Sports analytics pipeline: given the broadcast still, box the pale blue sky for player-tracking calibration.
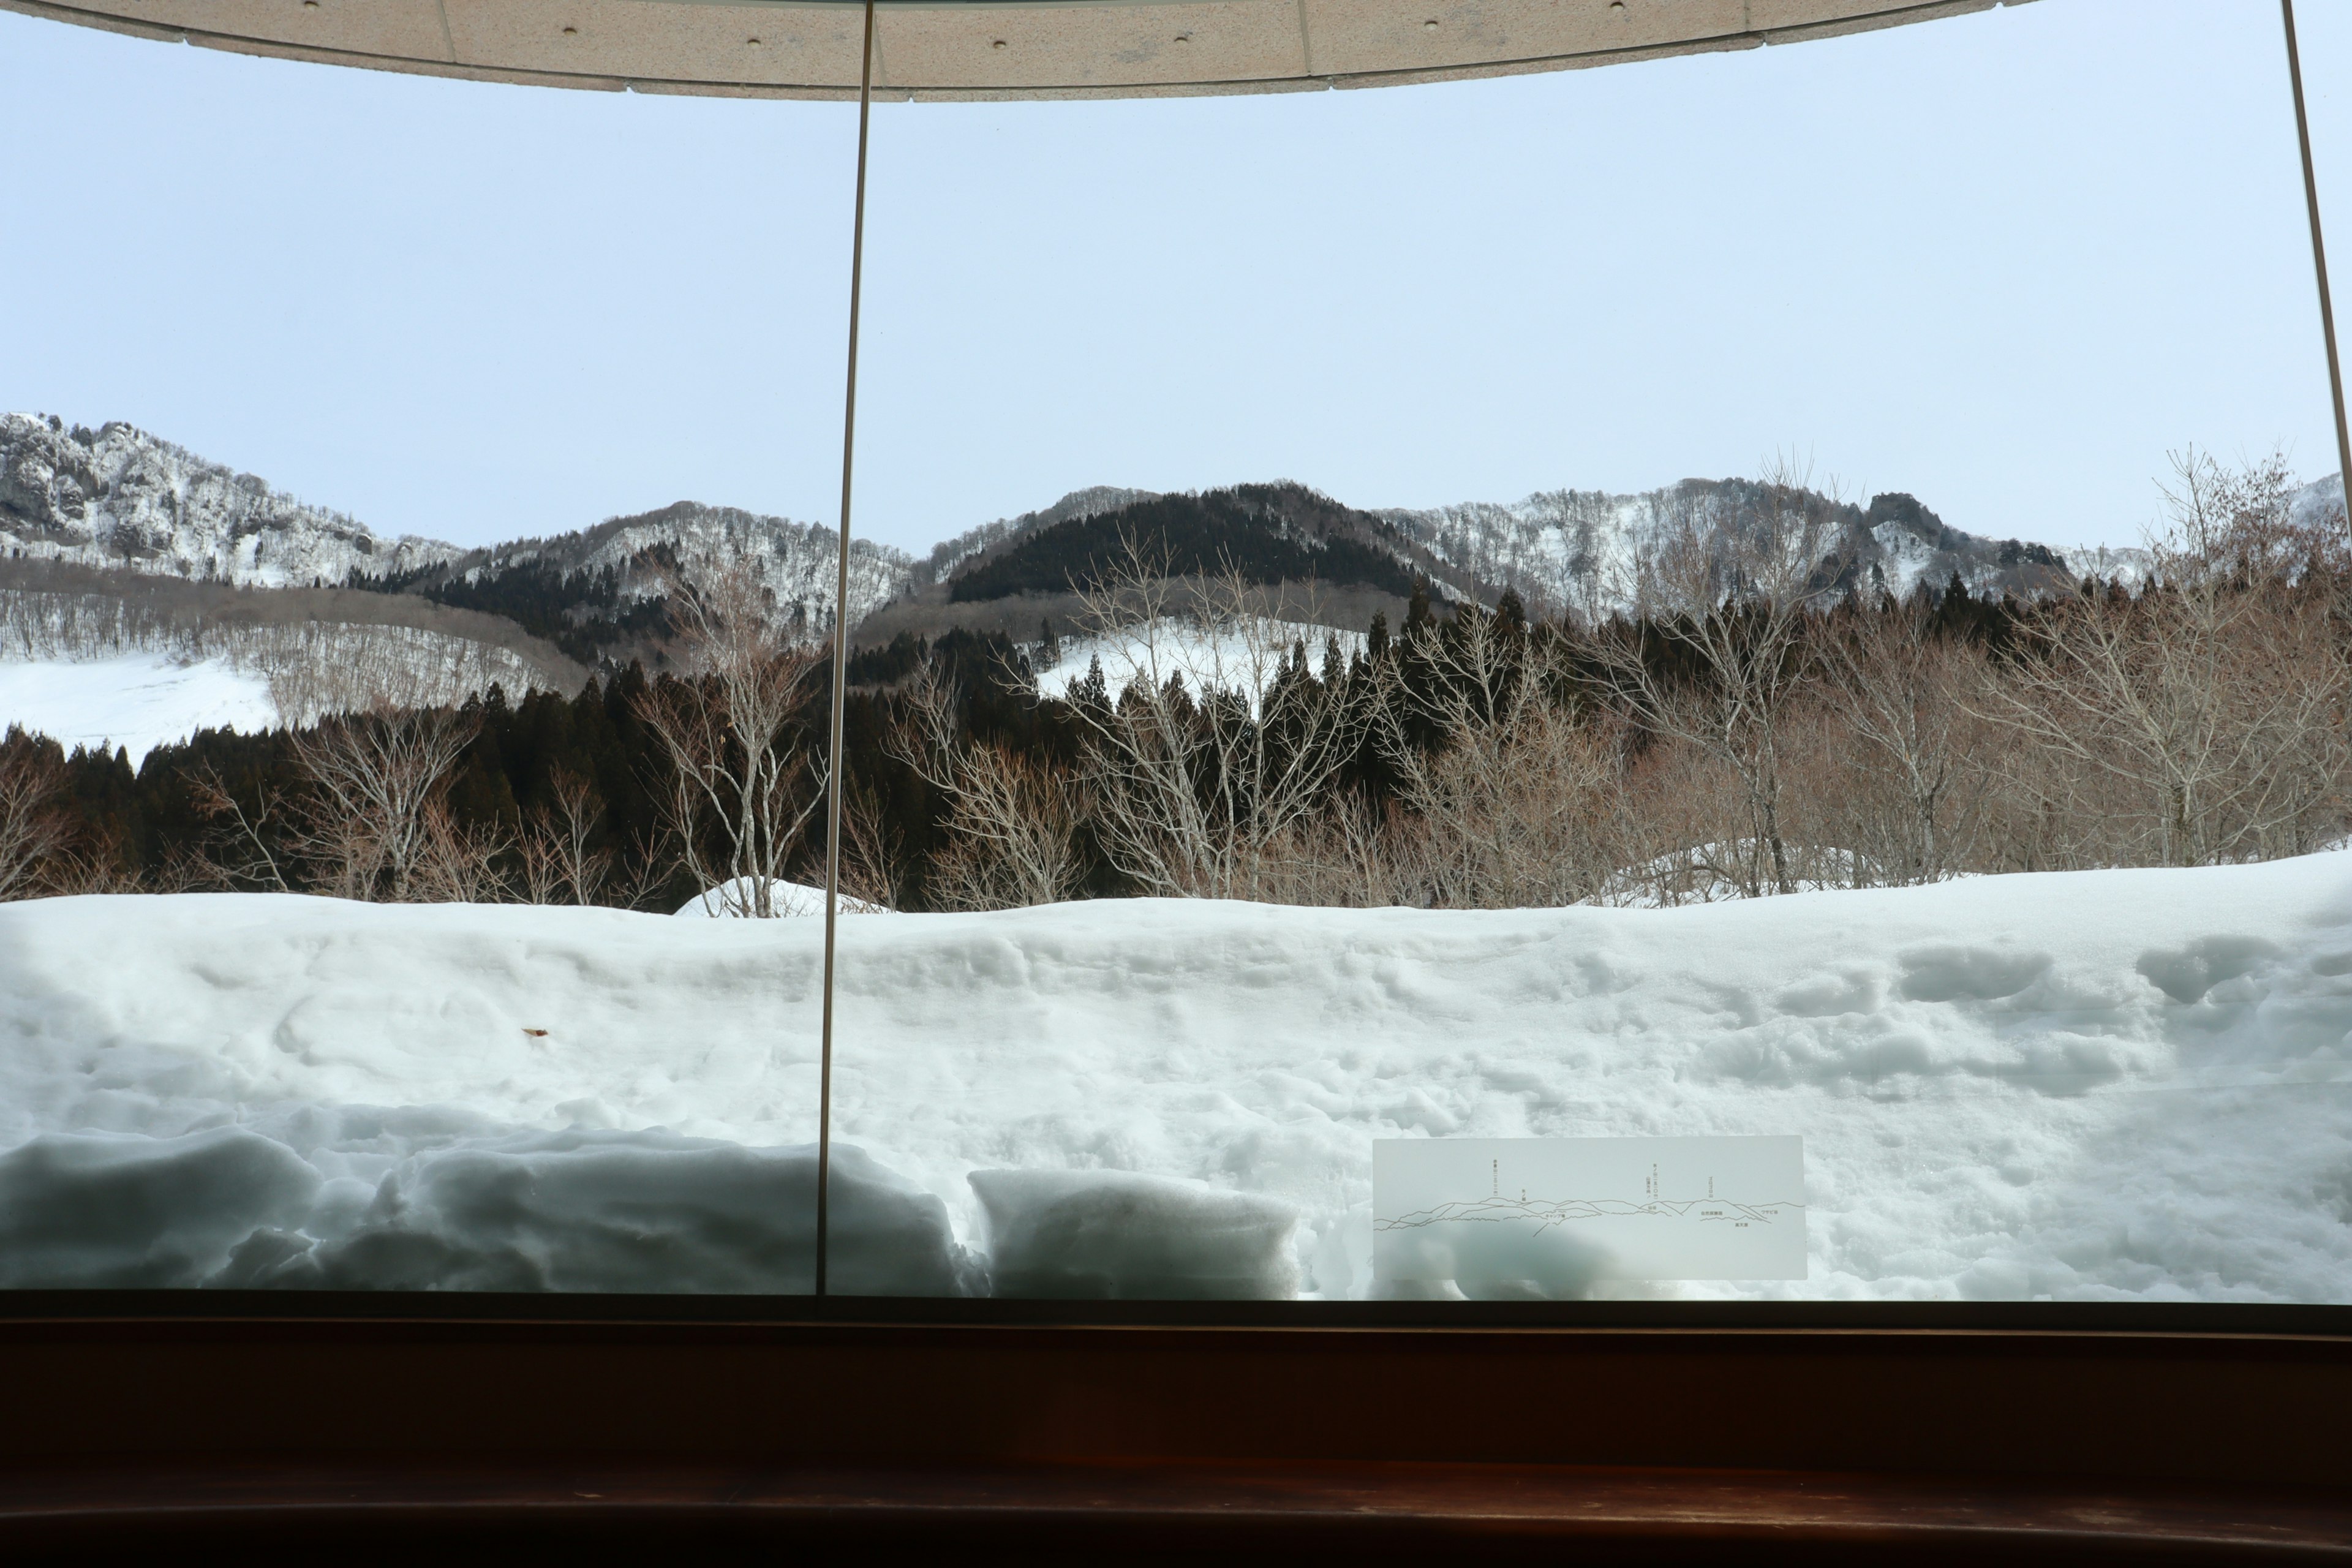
[2,0,2345,556]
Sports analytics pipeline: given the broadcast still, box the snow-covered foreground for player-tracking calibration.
[0,652,276,763]
[4,856,2350,1300]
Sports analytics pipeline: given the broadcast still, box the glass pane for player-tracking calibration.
[0,0,2346,1305]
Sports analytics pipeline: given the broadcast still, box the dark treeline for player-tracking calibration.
[948,486,1423,603]
[6,625,1073,911]
[349,556,674,666]
[6,573,2023,911]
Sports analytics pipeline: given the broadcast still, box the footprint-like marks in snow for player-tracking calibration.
[2135,935,2285,1005]
[1898,946,2052,1003]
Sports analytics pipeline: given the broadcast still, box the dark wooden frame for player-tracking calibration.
[1,1295,2345,1558]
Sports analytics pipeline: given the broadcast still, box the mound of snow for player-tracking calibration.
[1378,1210,1611,1303]
[674,878,894,918]
[971,1168,1300,1299]
[217,1133,974,1295]
[3,859,2351,1300]
[0,1128,320,1288]
[0,652,276,763]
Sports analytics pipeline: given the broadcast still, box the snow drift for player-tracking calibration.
[971,1168,1300,1299]
[2,855,2350,1300]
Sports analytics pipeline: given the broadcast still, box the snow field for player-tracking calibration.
[2,854,2350,1299]
[0,652,277,764]
[1033,619,1366,707]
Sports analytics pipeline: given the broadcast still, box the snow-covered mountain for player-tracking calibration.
[1380,480,2085,619]
[380,500,914,662]
[13,409,2339,664]
[2293,472,2347,532]
[906,475,2114,636]
[2,412,916,660]
[0,413,459,587]
[1382,473,2346,619]
[911,484,1157,592]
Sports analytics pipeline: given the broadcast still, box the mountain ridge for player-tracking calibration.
[12,410,2334,673]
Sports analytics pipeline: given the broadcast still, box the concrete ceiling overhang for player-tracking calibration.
[2,0,2026,100]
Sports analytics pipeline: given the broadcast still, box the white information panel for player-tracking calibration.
[1373,1136,1806,1289]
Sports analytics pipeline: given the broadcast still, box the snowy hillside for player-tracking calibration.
[0,653,275,765]
[1033,619,1366,709]
[0,413,458,588]
[13,404,2334,682]
[0,570,579,742]
[3,855,2348,1300]
[911,484,1158,592]
[1384,473,2343,619]
[2293,472,2347,532]
[1,413,913,648]
[1381,481,2090,619]
[414,499,914,646]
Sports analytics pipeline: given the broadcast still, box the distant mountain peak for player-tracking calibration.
[0,412,458,588]
[391,498,913,662]
[1,415,918,666]
[1381,477,2089,619]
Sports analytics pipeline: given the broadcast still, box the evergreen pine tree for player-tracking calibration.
[1405,579,1433,636]
[1494,587,1526,638]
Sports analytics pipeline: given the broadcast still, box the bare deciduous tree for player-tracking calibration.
[0,730,75,900]
[1981,450,2350,867]
[1374,606,1625,909]
[887,658,1086,910]
[287,703,480,900]
[633,556,828,918]
[1587,462,1839,896]
[1811,595,1994,884]
[518,767,614,905]
[1062,538,1368,899]
[411,804,514,904]
[186,759,293,892]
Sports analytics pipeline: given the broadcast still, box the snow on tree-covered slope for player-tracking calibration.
[3,855,2348,1300]
[911,484,1159,592]
[1382,472,2343,618]
[1,413,914,641]
[1379,480,2091,619]
[416,499,914,642]
[15,404,2332,656]
[0,413,459,588]
[2293,472,2346,532]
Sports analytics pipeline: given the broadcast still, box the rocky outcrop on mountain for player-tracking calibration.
[0,413,458,587]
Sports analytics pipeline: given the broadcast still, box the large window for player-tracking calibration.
[0,0,2346,1308]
